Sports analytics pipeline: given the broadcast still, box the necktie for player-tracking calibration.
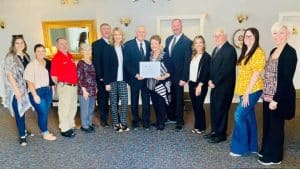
[170,36,176,55]
[140,42,145,58]
[212,47,219,58]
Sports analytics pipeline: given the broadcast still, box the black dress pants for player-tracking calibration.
[210,89,234,138]
[167,84,184,126]
[96,80,109,123]
[260,101,285,162]
[150,90,167,127]
[188,81,208,131]
[130,83,150,126]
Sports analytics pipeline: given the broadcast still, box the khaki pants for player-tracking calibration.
[57,84,78,132]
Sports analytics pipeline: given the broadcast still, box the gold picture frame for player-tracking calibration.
[42,20,97,60]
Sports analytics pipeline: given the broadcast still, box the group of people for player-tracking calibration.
[2,19,297,166]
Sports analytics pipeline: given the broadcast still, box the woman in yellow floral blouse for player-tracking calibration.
[230,28,266,157]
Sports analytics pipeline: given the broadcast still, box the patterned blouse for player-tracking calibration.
[77,60,97,96]
[147,51,171,105]
[235,48,266,96]
[3,54,31,117]
[262,57,279,102]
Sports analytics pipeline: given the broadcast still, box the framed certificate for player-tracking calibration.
[140,61,160,78]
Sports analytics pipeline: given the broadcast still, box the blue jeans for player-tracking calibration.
[12,96,26,137]
[29,87,52,134]
[230,90,262,155]
[79,95,96,129]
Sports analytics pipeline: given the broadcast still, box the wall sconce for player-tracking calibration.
[293,27,300,35]
[61,0,79,5]
[120,18,131,27]
[0,20,5,29]
[237,14,248,23]
[132,0,171,2]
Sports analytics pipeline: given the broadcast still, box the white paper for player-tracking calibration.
[139,61,160,78]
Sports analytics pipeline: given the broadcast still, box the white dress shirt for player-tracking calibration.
[114,46,123,81]
[168,33,183,54]
[189,53,203,82]
[136,39,146,56]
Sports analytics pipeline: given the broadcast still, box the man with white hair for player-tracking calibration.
[124,25,151,130]
[204,28,237,143]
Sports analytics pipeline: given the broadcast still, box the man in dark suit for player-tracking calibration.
[204,28,237,143]
[92,23,111,127]
[124,26,151,130]
[164,19,192,131]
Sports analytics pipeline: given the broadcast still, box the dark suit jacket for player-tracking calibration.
[124,38,151,87]
[164,34,192,84]
[103,45,128,85]
[209,41,237,93]
[185,52,211,86]
[271,44,297,120]
[92,38,109,80]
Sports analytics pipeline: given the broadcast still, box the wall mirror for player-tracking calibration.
[42,20,97,60]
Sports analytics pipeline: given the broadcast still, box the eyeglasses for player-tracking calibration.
[12,34,24,39]
[244,35,254,39]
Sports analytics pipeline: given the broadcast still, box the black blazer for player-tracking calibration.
[164,34,192,84]
[185,52,211,86]
[92,38,110,80]
[124,38,151,86]
[271,44,297,120]
[209,41,237,93]
[103,45,128,85]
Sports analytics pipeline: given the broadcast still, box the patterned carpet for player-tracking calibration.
[0,101,299,169]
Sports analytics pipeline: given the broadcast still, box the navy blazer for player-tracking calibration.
[124,38,151,86]
[185,52,211,86]
[92,38,110,80]
[209,41,237,93]
[271,44,297,120]
[103,45,128,85]
[164,34,192,84]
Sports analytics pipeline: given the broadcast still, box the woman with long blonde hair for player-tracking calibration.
[103,27,129,132]
[187,35,211,134]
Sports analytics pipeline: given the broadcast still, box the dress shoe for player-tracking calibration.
[81,127,93,133]
[208,136,226,143]
[157,125,165,131]
[192,129,205,134]
[175,125,183,132]
[89,125,95,132]
[121,124,130,132]
[100,121,109,128]
[132,121,139,130]
[114,124,123,133]
[19,137,27,146]
[25,130,34,137]
[143,124,150,130]
[61,129,75,138]
[203,132,215,139]
[165,119,176,124]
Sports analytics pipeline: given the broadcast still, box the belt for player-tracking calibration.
[59,82,77,86]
